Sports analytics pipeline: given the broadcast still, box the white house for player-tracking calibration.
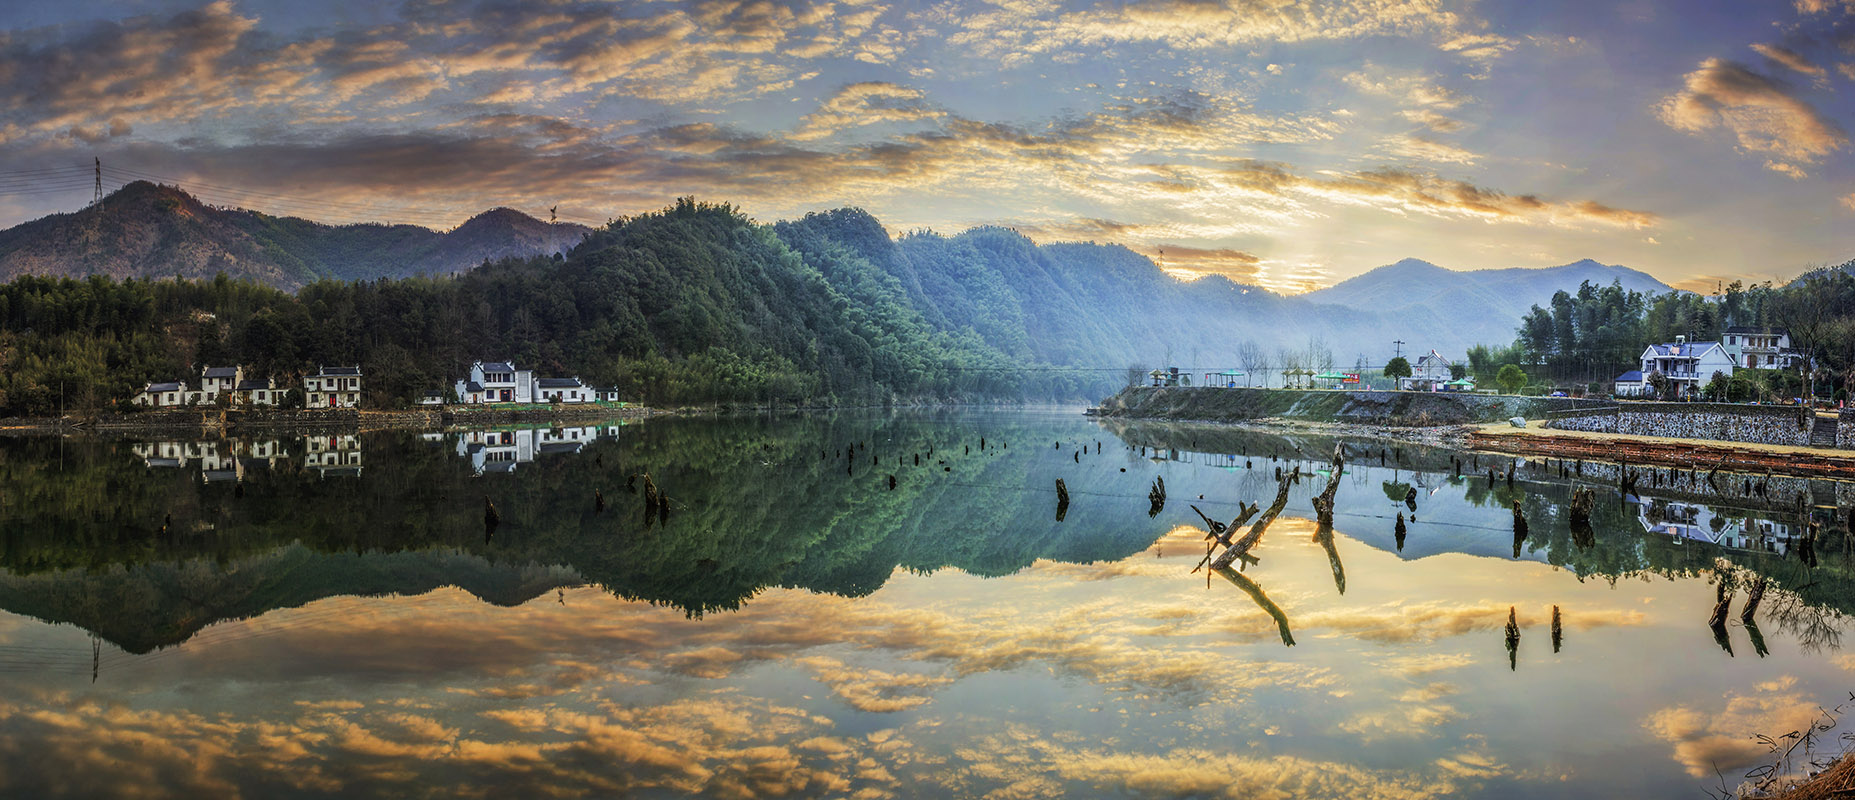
[456,361,535,404]
[1398,349,1454,391]
[1721,327,1799,370]
[417,390,445,406]
[1638,336,1734,399]
[595,387,622,403]
[305,366,362,408]
[132,381,188,408]
[537,376,595,403]
[199,366,242,403]
[234,377,281,406]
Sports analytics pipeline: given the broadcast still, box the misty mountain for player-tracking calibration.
[1301,257,1677,355]
[0,181,589,288]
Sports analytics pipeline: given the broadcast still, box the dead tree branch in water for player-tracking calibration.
[1209,465,1299,571]
[1213,566,1295,646]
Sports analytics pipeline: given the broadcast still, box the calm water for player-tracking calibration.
[0,409,1852,798]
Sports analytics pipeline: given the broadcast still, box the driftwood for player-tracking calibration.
[1148,476,1166,517]
[1707,581,1733,631]
[1213,566,1295,646]
[1742,575,1767,622]
[1209,466,1298,570]
[1190,502,1260,572]
[1505,606,1520,671]
[1314,526,1345,596]
[1308,444,1345,525]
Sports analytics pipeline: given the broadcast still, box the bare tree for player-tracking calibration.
[1238,341,1267,387]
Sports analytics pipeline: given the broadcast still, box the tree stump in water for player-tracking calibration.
[887,474,897,490]
[1309,444,1345,526]
[1707,582,1733,631]
[1055,478,1070,522]
[1568,487,1595,525]
[595,489,605,512]
[484,497,501,531]
[1742,576,1767,623]
[1551,605,1562,653]
[1505,607,1520,671]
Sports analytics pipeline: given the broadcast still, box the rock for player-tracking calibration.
[1508,416,1526,428]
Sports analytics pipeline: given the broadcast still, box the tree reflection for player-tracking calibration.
[1212,566,1295,647]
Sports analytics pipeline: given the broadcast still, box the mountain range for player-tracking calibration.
[0,181,589,288]
[0,182,1680,366]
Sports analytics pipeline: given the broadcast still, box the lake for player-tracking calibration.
[0,409,1850,798]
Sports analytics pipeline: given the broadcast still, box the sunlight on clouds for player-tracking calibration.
[1658,58,1847,177]
[1645,680,1822,778]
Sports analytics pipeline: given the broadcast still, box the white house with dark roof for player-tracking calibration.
[1613,370,1648,397]
[456,360,535,404]
[1398,349,1454,391]
[537,376,595,403]
[199,366,242,403]
[234,377,281,406]
[303,433,363,476]
[1638,336,1734,398]
[595,387,622,403]
[305,366,362,408]
[1721,326,1799,370]
[132,381,189,408]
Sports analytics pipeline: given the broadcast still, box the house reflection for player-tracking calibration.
[1629,496,1798,555]
[303,434,363,477]
[456,425,618,475]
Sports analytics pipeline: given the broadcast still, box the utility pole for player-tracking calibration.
[1391,340,1405,360]
[93,157,102,205]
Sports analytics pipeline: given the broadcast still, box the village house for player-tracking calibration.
[537,376,595,403]
[199,366,242,403]
[234,377,281,406]
[417,390,445,406]
[1398,349,1454,391]
[1721,326,1800,370]
[456,361,535,404]
[595,387,622,403]
[305,366,362,409]
[1626,335,1735,399]
[1613,370,1648,397]
[457,429,535,475]
[132,381,188,408]
[303,433,363,476]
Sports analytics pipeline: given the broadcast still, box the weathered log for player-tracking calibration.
[1742,576,1767,623]
[1209,467,1297,570]
[1707,581,1733,630]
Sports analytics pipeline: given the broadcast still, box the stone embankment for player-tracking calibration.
[0,403,658,434]
[1094,386,1585,427]
[1543,402,1817,447]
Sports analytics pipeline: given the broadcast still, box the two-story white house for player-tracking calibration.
[537,377,595,403]
[234,377,281,406]
[1633,335,1734,399]
[199,366,242,403]
[457,429,536,475]
[1721,327,1799,370]
[131,382,189,408]
[1398,349,1455,391]
[456,361,535,404]
[304,433,363,476]
[305,366,362,409]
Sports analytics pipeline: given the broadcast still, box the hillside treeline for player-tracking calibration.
[2,199,1277,414]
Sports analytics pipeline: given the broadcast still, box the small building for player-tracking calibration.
[595,387,623,403]
[305,365,362,409]
[456,361,535,404]
[417,390,446,406]
[1613,370,1646,397]
[234,377,281,406]
[199,366,242,403]
[132,381,188,408]
[1721,327,1798,370]
[1638,336,1733,399]
[537,377,595,403]
[1398,350,1454,391]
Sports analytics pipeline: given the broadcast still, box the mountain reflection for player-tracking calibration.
[0,411,1851,660]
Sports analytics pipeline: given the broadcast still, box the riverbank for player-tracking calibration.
[1094,385,1587,426]
[1467,418,1855,479]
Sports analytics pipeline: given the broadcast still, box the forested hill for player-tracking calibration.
[0,181,589,288]
[0,196,1678,414]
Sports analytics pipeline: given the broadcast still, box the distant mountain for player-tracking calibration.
[0,181,589,288]
[1301,257,1677,356]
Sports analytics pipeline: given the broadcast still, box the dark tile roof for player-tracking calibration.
[314,366,362,377]
[1645,341,1720,358]
[1724,326,1789,335]
[537,377,584,389]
[235,379,272,391]
[480,362,516,373]
[202,366,240,378]
[1616,370,1644,382]
[144,382,184,393]
[463,381,484,393]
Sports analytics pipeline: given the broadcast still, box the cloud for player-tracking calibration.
[1384,134,1480,165]
[1752,43,1828,79]
[1200,161,1659,230]
[792,82,943,141]
[1843,192,1855,211]
[1344,66,1468,109]
[1644,681,1823,778]
[1658,58,1847,175]
[1140,244,1264,282]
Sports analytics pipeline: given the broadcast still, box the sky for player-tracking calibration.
[0,0,1850,293]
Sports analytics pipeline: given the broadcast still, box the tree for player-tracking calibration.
[1385,356,1412,383]
[1237,341,1267,387]
[1449,362,1467,380]
[1646,370,1668,400]
[1497,363,1527,395]
[1704,370,1729,401]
